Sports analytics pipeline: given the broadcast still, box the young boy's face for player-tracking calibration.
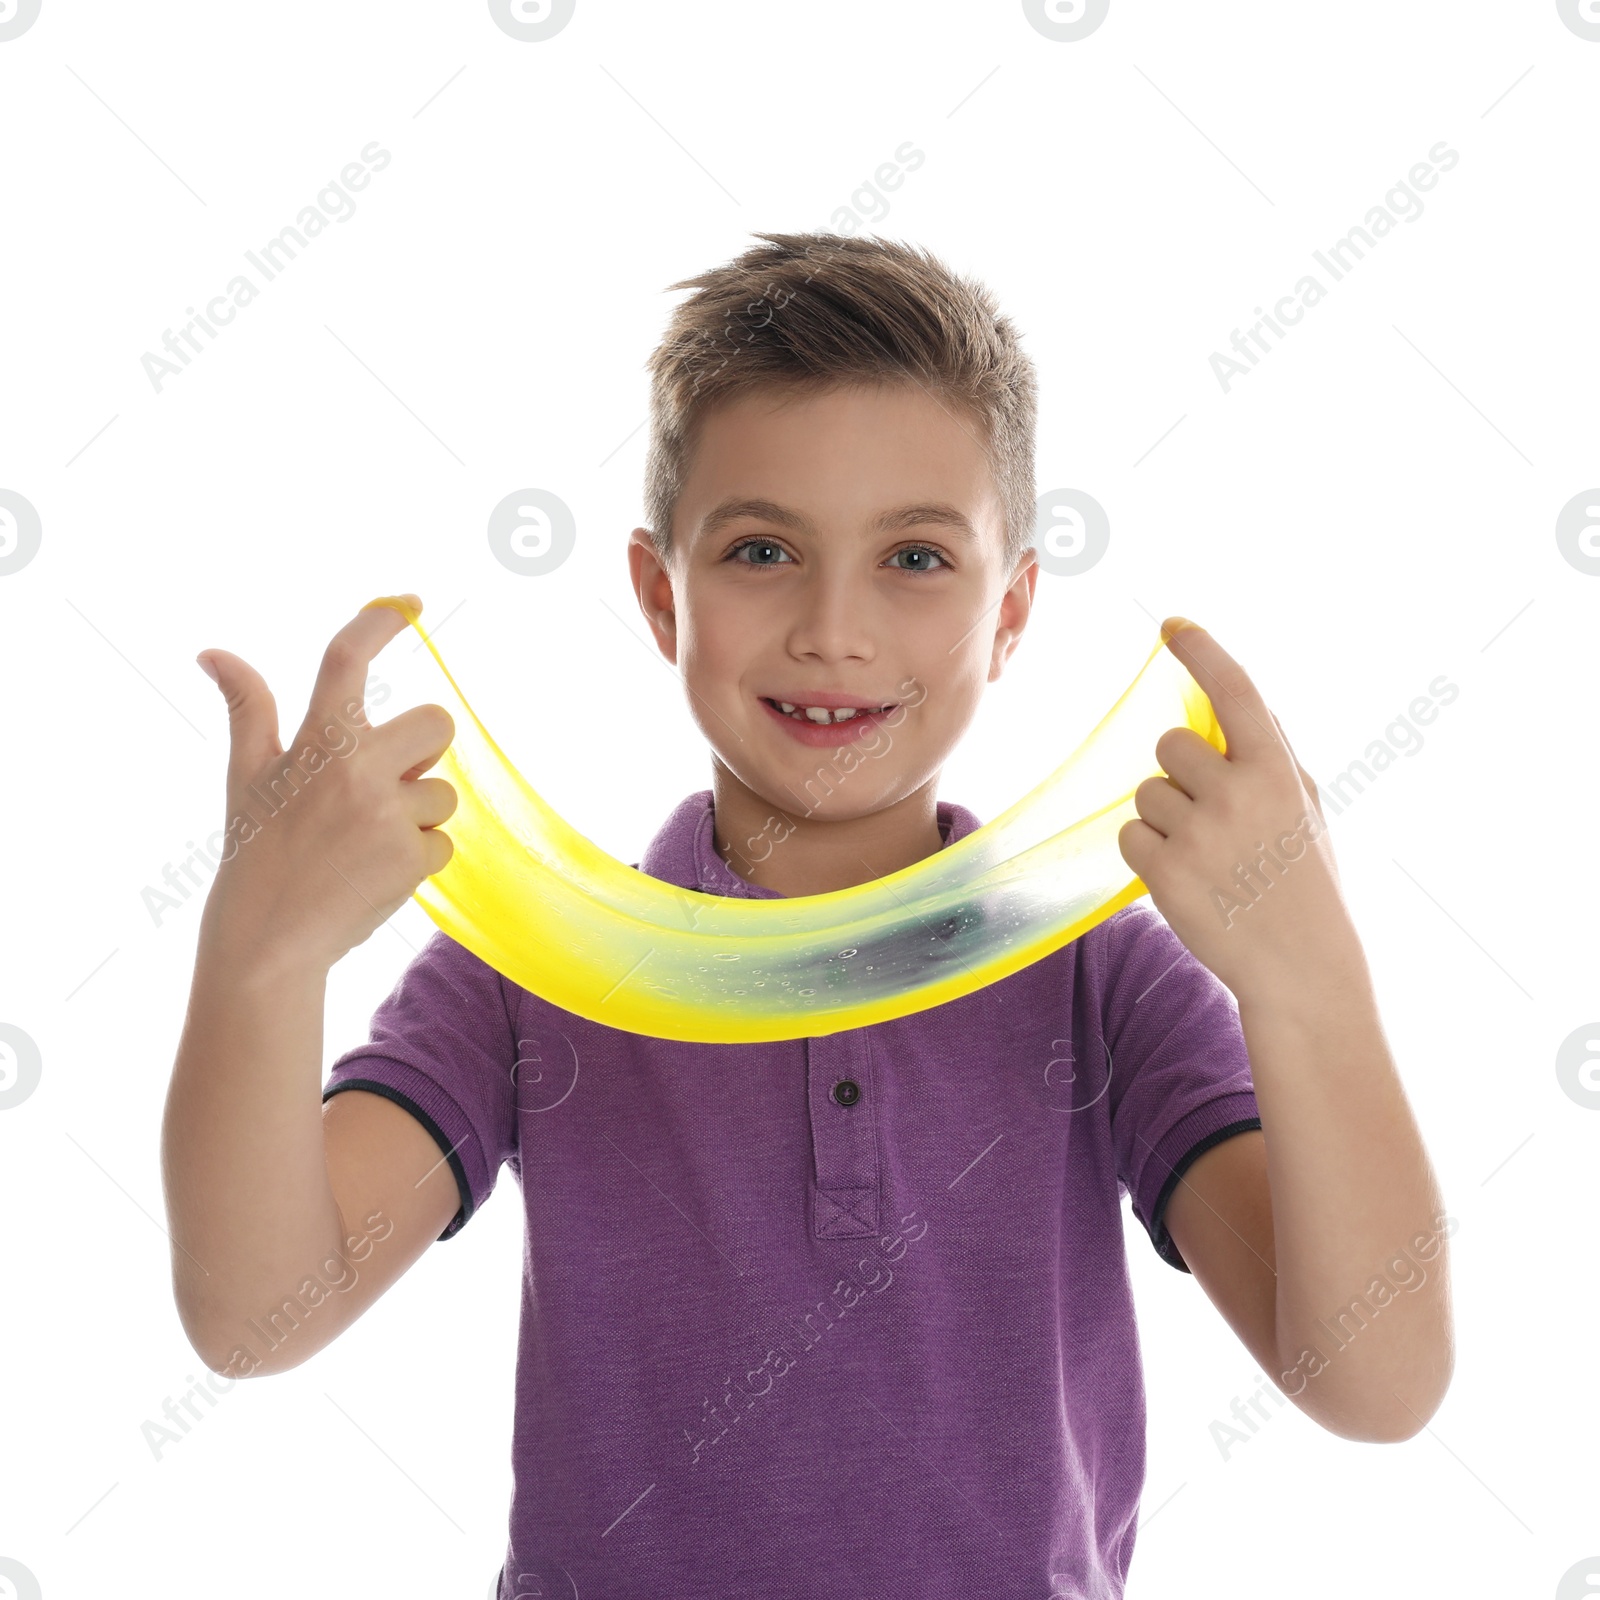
[628,380,1037,826]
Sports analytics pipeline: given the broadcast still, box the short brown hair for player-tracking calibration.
[642,231,1038,575]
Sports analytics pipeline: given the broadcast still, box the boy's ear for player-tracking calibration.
[627,524,679,663]
[987,548,1039,682]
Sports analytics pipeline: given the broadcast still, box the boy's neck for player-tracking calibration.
[709,765,945,897]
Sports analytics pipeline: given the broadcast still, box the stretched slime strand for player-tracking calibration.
[360,595,1225,1044]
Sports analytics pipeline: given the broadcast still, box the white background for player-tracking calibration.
[2,1,1597,1596]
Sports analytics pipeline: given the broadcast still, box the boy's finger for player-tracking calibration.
[196,647,285,798]
[1159,618,1278,763]
[379,701,457,780]
[1270,709,1323,813]
[304,595,421,731]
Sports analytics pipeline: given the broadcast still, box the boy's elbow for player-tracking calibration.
[1339,1407,1434,1445]
[176,1309,292,1382]
[182,1326,255,1382]
[172,1302,233,1381]
[190,1339,294,1382]
[1301,1402,1427,1445]
[1303,1352,1455,1444]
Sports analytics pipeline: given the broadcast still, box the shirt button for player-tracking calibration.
[832,1079,862,1107]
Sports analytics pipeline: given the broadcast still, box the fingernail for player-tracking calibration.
[196,652,219,683]
[1160,616,1200,644]
[362,594,421,624]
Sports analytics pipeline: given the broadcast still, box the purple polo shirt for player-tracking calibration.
[323,790,1261,1599]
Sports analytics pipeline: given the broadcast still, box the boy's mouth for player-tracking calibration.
[757,694,901,748]
[759,695,897,726]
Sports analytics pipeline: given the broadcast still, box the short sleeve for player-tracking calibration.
[1097,902,1262,1273]
[322,930,519,1242]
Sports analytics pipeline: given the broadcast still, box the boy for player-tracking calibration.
[163,232,1453,1599]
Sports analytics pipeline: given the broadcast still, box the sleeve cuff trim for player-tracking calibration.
[322,1077,472,1242]
[1150,1116,1263,1273]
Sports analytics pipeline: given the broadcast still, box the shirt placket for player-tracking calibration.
[805,1028,879,1238]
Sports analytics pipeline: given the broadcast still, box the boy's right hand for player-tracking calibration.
[193,595,458,975]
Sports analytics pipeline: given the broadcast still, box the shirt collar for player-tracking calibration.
[636,789,983,899]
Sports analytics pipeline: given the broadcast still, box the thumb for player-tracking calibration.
[196,648,284,797]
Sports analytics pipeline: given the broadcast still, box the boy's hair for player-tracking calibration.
[642,231,1038,577]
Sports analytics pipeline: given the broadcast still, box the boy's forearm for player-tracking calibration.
[1239,951,1454,1442]
[160,919,347,1373]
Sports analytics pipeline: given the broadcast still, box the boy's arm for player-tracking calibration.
[1123,620,1454,1444]
[161,598,460,1375]
[1167,969,1453,1443]
[163,941,461,1375]
[1159,1128,1278,1374]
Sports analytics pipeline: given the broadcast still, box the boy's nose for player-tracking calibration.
[781,580,879,662]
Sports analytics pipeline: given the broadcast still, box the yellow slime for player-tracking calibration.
[363,596,1224,1044]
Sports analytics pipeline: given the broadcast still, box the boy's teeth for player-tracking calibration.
[771,699,880,724]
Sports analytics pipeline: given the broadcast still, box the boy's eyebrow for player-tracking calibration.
[697,497,978,544]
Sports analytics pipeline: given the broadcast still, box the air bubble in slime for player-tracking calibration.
[361,596,1224,1044]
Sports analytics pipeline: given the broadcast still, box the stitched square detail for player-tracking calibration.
[815,1184,878,1237]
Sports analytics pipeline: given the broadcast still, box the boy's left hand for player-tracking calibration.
[1118,619,1361,1008]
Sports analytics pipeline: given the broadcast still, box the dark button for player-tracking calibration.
[832,1079,861,1107]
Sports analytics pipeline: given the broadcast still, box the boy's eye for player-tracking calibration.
[727,538,947,572]
[887,545,945,572]
[729,538,793,566]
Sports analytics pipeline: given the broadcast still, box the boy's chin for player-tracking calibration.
[760,764,924,825]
